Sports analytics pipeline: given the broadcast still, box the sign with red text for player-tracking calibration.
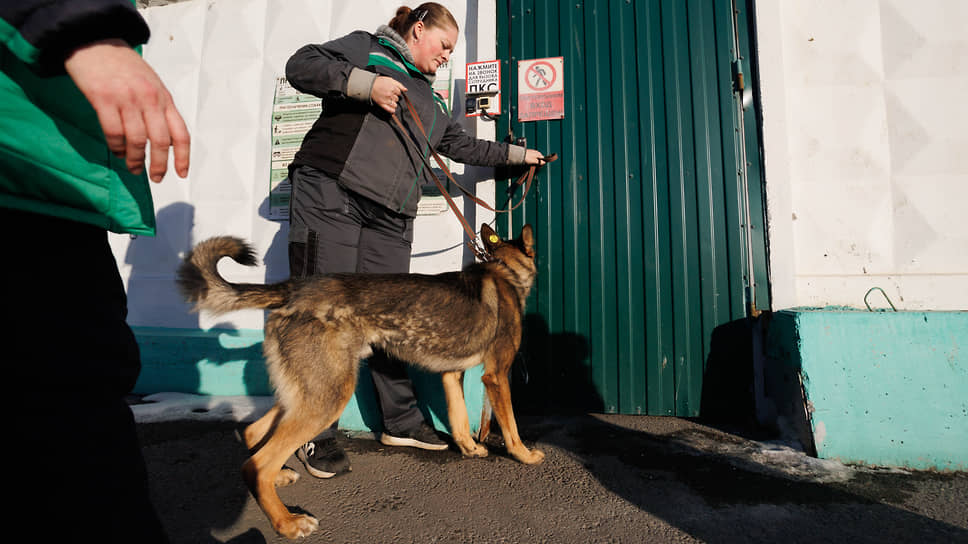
[517,57,564,122]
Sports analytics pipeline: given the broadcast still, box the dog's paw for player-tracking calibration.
[275,513,318,539]
[515,448,545,465]
[275,467,300,487]
[460,443,489,458]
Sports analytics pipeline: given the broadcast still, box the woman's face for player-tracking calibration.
[408,22,458,74]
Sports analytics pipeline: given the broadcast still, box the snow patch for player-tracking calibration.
[131,393,274,423]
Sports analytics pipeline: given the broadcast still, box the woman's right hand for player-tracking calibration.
[65,38,191,183]
[371,76,408,114]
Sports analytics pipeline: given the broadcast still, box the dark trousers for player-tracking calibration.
[288,165,424,435]
[2,208,168,543]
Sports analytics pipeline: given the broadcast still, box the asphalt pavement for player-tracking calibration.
[136,412,967,543]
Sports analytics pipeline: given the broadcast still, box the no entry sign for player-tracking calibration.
[517,57,564,122]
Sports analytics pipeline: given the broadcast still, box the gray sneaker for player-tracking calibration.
[296,436,351,478]
[379,421,449,451]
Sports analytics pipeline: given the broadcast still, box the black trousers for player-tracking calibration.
[2,208,168,543]
[288,165,424,435]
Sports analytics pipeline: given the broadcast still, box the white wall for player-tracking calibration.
[755,0,968,311]
[113,0,498,330]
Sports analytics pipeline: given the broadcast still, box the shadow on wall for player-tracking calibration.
[512,313,600,415]
[125,202,197,329]
[699,317,758,427]
[128,200,284,396]
[512,313,763,424]
[511,310,808,446]
[257,194,290,284]
[700,314,818,455]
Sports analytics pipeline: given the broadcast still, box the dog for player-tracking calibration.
[176,223,544,539]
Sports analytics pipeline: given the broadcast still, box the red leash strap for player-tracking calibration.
[391,93,557,260]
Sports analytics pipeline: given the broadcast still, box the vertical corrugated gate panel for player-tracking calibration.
[609,0,647,416]
[582,2,620,412]
[557,0,593,409]
[498,0,764,415]
[636,0,676,416]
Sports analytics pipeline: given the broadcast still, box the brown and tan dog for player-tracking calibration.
[177,224,544,538]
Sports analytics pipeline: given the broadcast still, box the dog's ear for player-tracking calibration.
[519,224,535,257]
[480,223,502,252]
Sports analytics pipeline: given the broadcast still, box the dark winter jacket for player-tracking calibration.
[0,0,156,234]
[286,25,526,217]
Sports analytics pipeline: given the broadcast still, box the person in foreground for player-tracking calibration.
[283,1,546,478]
[1,1,190,541]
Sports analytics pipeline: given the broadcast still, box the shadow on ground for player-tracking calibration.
[523,414,968,543]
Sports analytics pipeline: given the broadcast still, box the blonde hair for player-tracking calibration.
[388,3,458,36]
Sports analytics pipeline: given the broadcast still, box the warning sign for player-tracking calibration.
[517,57,564,122]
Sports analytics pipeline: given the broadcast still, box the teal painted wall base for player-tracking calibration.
[131,327,485,434]
[764,310,967,471]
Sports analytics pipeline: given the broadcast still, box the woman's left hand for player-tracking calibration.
[524,149,546,165]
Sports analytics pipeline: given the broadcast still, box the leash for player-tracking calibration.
[390,93,557,261]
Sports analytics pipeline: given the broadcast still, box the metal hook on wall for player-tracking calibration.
[864,287,898,312]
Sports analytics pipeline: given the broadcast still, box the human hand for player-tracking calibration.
[370,76,408,114]
[64,39,190,183]
[524,149,546,165]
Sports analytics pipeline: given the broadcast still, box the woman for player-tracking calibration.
[284,3,545,478]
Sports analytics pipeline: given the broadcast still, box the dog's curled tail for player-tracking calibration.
[176,236,290,316]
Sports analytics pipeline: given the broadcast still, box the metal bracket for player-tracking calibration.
[864,287,898,312]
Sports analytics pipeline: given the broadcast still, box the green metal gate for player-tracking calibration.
[496,0,769,416]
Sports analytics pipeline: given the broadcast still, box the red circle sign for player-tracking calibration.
[525,61,556,91]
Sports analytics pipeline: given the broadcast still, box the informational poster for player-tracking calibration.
[517,56,565,122]
[268,77,321,220]
[416,184,451,216]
